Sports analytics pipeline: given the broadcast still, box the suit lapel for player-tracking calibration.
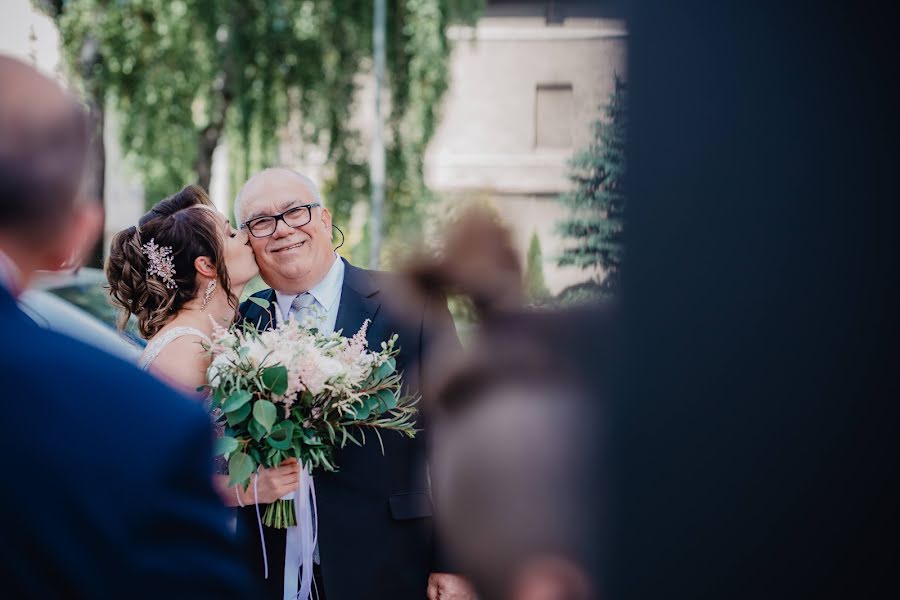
[334,259,380,339]
[242,288,277,331]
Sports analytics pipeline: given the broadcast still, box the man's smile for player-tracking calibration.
[272,240,307,253]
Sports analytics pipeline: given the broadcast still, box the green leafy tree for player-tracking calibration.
[37,0,482,232]
[524,231,550,303]
[557,75,627,292]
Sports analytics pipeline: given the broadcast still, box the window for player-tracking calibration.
[535,83,574,148]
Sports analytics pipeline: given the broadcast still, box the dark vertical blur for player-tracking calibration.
[614,1,899,598]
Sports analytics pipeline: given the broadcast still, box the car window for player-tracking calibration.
[19,290,142,363]
[47,284,145,347]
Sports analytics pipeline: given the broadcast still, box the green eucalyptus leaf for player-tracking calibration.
[214,436,239,457]
[248,417,266,441]
[267,421,294,450]
[253,399,277,433]
[373,360,394,382]
[228,451,255,487]
[375,388,397,412]
[261,366,288,395]
[222,390,252,412]
[248,446,263,467]
[226,401,252,426]
[249,297,271,309]
[352,399,371,421]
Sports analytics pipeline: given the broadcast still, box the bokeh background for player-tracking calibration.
[1,0,626,314]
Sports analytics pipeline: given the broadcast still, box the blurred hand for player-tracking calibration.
[241,458,301,505]
[427,573,476,600]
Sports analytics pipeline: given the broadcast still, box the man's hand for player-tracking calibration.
[427,573,476,600]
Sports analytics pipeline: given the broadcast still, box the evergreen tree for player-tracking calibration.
[557,75,627,292]
[524,231,550,302]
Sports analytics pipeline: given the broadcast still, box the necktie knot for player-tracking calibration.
[290,292,318,325]
[291,292,315,313]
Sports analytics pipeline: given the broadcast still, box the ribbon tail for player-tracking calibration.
[285,466,317,600]
[253,469,269,580]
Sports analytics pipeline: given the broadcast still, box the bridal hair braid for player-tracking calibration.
[105,185,237,339]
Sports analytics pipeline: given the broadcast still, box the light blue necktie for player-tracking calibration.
[288,291,322,568]
[290,293,317,324]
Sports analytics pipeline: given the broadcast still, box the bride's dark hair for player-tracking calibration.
[105,185,237,339]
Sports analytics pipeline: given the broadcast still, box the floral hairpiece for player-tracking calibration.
[141,238,177,290]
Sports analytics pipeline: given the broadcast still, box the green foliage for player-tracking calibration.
[524,231,551,302]
[252,399,277,433]
[261,365,288,395]
[557,75,627,291]
[227,451,255,487]
[555,279,609,307]
[41,0,484,218]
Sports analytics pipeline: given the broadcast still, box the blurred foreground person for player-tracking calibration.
[406,210,611,600]
[0,55,254,598]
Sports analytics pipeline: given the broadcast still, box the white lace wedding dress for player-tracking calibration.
[139,326,210,371]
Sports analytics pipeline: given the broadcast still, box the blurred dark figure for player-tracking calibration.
[616,2,900,599]
[404,209,614,600]
[0,55,254,598]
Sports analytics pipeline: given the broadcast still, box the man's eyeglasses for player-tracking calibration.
[241,202,321,238]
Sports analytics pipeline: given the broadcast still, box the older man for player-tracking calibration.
[234,167,473,600]
[0,56,255,597]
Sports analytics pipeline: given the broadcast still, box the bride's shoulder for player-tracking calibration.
[144,327,211,396]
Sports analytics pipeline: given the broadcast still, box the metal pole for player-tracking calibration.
[369,0,386,269]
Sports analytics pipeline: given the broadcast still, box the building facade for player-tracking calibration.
[426,0,627,294]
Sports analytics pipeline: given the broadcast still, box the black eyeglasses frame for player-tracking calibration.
[240,202,322,238]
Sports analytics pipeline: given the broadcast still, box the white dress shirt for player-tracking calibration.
[272,255,344,581]
[274,253,345,334]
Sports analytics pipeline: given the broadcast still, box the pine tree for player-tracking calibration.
[557,75,627,292]
[524,231,551,302]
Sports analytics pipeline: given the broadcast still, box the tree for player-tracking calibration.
[38,0,482,240]
[36,0,106,267]
[557,75,627,292]
[524,231,550,303]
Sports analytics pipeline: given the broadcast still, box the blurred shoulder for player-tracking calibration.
[4,320,207,429]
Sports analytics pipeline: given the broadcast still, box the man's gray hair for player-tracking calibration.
[233,167,324,225]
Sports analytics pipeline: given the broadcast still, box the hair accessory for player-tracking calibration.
[141,238,177,290]
[201,280,216,311]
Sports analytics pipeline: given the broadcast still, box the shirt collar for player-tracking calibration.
[274,254,344,316]
[307,254,344,310]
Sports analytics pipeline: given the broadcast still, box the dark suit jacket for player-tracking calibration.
[0,286,255,599]
[236,258,458,600]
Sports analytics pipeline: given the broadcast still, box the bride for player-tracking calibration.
[105,184,300,507]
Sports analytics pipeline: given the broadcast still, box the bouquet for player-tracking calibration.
[206,314,418,528]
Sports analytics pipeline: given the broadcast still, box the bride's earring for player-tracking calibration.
[201,280,216,312]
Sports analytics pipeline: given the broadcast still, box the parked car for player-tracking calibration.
[18,267,145,362]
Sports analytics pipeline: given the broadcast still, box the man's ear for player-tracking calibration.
[321,206,333,237]
[44,201,103,271]
[194,255,217,279]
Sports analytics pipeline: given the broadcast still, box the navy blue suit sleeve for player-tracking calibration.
[132,402,257,598]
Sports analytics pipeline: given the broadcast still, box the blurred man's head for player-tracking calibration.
[235,168,334,294]
[434,384,595,600]
[0,55,101,288]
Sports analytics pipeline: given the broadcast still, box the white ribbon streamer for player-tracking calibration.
[283,466,318,600]
[253,470,269,580]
